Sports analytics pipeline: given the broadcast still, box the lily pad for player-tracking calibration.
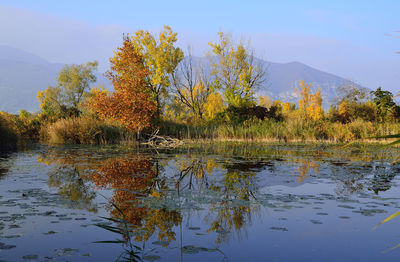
[22,254,38,260]
[143,255,161,261]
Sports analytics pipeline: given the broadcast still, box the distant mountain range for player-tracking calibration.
[0,45,358,113]
[0,46,110,113]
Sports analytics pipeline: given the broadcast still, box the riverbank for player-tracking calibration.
[2,113,400,147]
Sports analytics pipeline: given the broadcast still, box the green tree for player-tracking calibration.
[371,87,398,122]
[37,61,98,119]
[209,32,266,108]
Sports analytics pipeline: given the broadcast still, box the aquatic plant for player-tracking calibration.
[372,133,400,251]
[94,202,143,262]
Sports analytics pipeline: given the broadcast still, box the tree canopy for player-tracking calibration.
[37,61,98,119]
[130,25,184,117]
[89,36,156,134]
[208,32,266,108]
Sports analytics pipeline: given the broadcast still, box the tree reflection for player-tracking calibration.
[173,156,261,244]
[86,157,182,244]
[369,165,400,194]
[47,166,97,212]
[38,151,98,212]
[295,159,319,183]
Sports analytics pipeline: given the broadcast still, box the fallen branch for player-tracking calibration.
[141,129,184,148]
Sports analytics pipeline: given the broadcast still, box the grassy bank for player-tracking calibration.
[158,119,400,143]
[3,112,400,146]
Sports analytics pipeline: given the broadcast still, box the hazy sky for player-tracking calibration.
[0,0,398,91]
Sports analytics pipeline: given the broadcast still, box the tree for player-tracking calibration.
[89,36,156,134]
[307,88,324,121]
[296,80,324,120]
[258,96,272,108]
[209,32,266,108]
[37,61,98,118]
[297,80,312,119]
[336,80,370,104]
[130,26,184,118]
[171,50,213,120]
[371,87,399,122]
[204,92,225,120]
[328,81,376,123]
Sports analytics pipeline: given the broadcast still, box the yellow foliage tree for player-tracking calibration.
[258,96,272,108]
[130,26,184,117]
[297,80,312,118]
[307,89,324,120]
[296,80,324,120]
[204,92,225,120]
[282,102,295,115]
[209,32,266,108]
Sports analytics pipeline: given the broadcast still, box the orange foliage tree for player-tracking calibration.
[89,36,156,134]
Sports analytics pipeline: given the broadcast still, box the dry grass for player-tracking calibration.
[41,117,130,145]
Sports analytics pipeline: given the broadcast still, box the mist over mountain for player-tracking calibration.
[0,46,359,113]
[0,46,111,113]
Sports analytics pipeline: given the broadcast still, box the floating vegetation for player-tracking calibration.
[270,227,288,232]
[310,220,323,225]
[181,245,218,254]
[22,254,39,260]
[0,242,16,250]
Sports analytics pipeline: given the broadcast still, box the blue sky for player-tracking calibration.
[0,0,398,91]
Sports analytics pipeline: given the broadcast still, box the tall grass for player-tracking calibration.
[159,118,400,143]
[41,117,132,145]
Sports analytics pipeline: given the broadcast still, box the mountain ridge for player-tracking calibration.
[0,46,360,113]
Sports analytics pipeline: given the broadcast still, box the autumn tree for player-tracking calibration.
[171,49,220,120]
[209,32,266,108]
[282,102,295,116]
[328,81,376,123]
[130,26,184,118]
[307,88,324,120]
[89,36,156,134]
[204,92,225,120]
[37,61,98,119]
[258,96,272,108]
[296,80,324,120]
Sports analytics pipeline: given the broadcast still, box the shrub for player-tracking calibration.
[0,113,18,151]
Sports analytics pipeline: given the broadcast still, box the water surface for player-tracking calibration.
[0,143,400,261]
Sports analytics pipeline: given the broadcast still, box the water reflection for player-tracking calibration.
[33,144,400,261]
[47,166,97,212]
[87,157,182,244]
[296,159,319,183]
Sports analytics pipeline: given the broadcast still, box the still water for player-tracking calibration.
[0,143,400,261]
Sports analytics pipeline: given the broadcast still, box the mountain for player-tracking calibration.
[0,46,359,113]
[0,46,110,113]
[261,61,351,108]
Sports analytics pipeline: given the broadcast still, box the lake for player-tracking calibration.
[0,143,400,261]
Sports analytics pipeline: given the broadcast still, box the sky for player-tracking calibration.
[0,0,399,91]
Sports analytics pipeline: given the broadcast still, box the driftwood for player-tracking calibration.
[141,129,183,148]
